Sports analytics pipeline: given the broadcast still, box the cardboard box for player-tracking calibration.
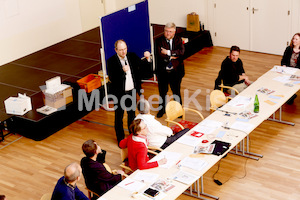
[43,86,73,109]
[4,94,32,115]
[77,74,101,93]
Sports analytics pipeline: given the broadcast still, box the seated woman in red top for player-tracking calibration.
[119,119,167,170]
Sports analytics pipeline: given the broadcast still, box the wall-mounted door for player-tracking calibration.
[213,0,291,55]
[214,0,250,50]
[250,0,290,55]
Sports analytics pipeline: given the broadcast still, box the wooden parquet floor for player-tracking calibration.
[1,46,300,200]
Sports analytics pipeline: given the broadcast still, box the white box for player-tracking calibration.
[18,93,32,112]
[4,93,32,115]
[46,76,61,89]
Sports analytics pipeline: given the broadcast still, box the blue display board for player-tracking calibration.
[100,0,151,62]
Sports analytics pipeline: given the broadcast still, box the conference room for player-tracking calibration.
[0,0,299,200]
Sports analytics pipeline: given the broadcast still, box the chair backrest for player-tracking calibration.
[166,101,184,121]
[121,148,128,162]
[120,148,134,173]
[103,163,112,173]
[210,90,227,110]
[219,79,239,95]
[85,187,100,200]
[40,193,52,200]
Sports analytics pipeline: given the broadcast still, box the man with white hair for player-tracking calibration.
[51,162,89,200]
[135,99,188,149]
[154,22,185,118]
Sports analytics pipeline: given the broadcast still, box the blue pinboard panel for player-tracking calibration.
[100,0,151,63]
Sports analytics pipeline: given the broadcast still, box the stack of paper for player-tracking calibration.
[172,170,198,185]
[118,178,145,192]
[151,151,182,169]
[179,157,209,171]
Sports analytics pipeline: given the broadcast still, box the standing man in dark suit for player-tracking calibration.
[155,22,185,118]
[106,39,142,145]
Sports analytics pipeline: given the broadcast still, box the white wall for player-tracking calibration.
[0,0,209,66]
[79,0,105,32]
[149,0,208,28]
[0,0,83,66]
[104,0,208,28]
[291,0,300,38]
[113,0,142,13]
[3,0,296,66]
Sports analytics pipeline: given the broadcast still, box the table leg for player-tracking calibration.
[230,136,263,160]
[267,107,295,126]
[183,176,219,200]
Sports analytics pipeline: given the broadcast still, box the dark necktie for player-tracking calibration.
[166,40,173,70]
[124,60,128,74]
[167,40,171,50]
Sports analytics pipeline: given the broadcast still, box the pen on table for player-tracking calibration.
[176,160,181,165]
[125,181,134,186]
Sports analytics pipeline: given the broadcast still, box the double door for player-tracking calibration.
[214,0,290,55]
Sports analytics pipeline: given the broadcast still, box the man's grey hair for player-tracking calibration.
[165,22,176,29]
[137,99,150,114]
[64,162,81,183]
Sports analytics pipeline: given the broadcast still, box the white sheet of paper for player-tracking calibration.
[151,151,182,169]
[172,170,198,185]
[176,135,202,147]
[45,84,69,94]
[226,96,252,108]
[199,119,223,129]
[272,75,291,83]
[193,125,216,134]
[179,157,209,171]
[118,177,146,192]
[271,66,298,74]
[133,171,159,183]
[230,121,255,133]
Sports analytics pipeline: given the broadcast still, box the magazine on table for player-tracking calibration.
[150,179,175,192]
[36,105,57,115]
[289,75,300,81]
[257,87,275,95]
[239,110,258,119]
[193,143,215,154]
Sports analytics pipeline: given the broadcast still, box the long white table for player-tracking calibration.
[99,66,300,200]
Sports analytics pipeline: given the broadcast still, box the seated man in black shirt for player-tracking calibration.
[80,140,123,198]
[214,46,251,94]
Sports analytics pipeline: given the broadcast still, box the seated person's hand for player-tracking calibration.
[158,158,167,165]
[113,169,125,176]
[244,76,251,85]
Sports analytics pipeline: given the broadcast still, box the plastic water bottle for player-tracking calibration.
[254,94,259,113]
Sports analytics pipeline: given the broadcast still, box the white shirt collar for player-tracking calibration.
[132,135,147,147]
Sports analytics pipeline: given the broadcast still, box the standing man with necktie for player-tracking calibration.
[154,22,185,118]
[107,39,142,145]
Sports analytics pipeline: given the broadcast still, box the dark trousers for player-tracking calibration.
[114,91,136,144]
[160,128,189,149]
[157,71,183,112]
